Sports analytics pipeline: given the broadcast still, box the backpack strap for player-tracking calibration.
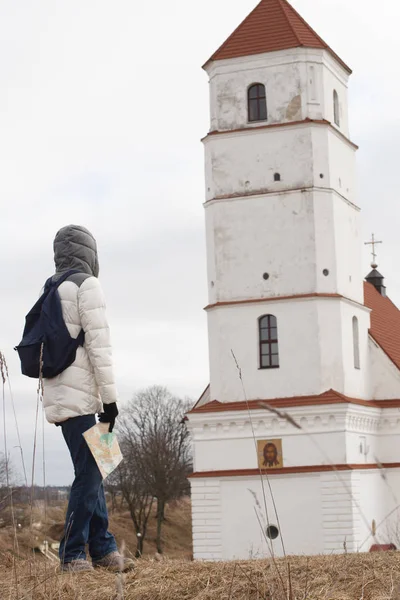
[44,269,82,292]
[44,269,86,347]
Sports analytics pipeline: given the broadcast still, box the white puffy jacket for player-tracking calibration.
[42,225,118,424]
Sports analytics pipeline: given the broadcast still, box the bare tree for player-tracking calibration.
[118,386,192,554]
[111,440,154,557]
[105,469,121,513]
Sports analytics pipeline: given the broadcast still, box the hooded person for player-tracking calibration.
[43,224,134,573]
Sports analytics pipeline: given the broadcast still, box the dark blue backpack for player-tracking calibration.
[15,270,85,379]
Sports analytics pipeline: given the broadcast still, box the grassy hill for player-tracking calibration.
[2,499,400,599]
[0,497,193,561]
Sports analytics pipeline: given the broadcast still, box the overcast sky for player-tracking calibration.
[1,0,399,485]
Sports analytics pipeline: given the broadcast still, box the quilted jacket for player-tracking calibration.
[42,225,118,424]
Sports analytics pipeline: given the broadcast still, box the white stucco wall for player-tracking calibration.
[205,191,361,306]
[369,338,400,399]
[206,48,349,135]
[207,297,370,402]
[189,402,400,559]
[204,125,356,204]
[204,125,314,202]
[189,403,387,474]
[191,468,400,559]
[321,57,350,137]
[191,469,366,559]
[220,474,323,558]
[326,126,356,201]
[208,297,320,402]
[381,470,400,547]
[205,191,316,303]
[357,470,400,551]
[312,191,362,303]
[338,300,370,398]
[193,428,347,472]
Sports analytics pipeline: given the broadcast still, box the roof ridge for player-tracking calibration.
[280,0,327,49]
[364,280,400,373]
[206,0,265,66]
[277,0,302,46]
[365,280,400,314]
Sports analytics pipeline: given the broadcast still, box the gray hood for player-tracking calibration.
[54,225,99,277]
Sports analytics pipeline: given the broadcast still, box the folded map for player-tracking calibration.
[83,422,123,479]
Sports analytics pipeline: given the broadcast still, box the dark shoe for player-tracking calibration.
[93,551,135,573]
[60,559,94,573]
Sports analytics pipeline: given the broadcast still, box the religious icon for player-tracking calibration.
[257,439,283,469]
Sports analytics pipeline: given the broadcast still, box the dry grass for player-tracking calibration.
[109,497,193,559]
[0,497,193,561]
[2,500,400,599]
[1,552,400,599]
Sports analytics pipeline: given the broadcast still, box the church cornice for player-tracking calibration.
[190,400,400,415]
[204,293,369,312]
[202,118,358,150]
[205,186,361,211]
[189,390,394,414]
[189,463,400,479]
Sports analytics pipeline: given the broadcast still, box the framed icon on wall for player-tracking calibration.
[257,439,283,469]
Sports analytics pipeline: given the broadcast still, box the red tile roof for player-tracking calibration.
[206,0,351,73]
[364,281,400,371]
[189,389,400,414]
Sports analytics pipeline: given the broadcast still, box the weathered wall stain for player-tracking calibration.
[286,94,302,121]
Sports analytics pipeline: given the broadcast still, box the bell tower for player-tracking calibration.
[188,0,400,563]
[203,0,371,403]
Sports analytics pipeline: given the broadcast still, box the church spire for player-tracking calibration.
[365,234,386,296]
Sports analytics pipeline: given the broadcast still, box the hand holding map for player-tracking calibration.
[83,422,123,479]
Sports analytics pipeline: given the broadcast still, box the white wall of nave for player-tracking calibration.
[188,404,399,473]
[219,474,324,558]
[369,339,400,399]
[191,468,400,559]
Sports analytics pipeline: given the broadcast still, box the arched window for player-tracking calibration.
[259,315,279,369]
[352,316,360,369]
[248,83,267,122]
[274,173,281,182]
[333,90,340,126]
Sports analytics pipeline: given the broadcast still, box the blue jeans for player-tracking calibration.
[59,414,117,563]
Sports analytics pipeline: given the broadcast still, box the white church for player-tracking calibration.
[187,0,400,560]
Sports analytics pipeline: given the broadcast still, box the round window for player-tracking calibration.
[266,525,280,540]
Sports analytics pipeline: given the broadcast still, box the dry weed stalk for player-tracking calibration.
[231,350,292,600]
[1,351,20,598]
[227,561,237,599]
[2,355,28,487]
[116,540,126,599]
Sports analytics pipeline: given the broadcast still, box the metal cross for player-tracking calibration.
[365,233,382,268]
